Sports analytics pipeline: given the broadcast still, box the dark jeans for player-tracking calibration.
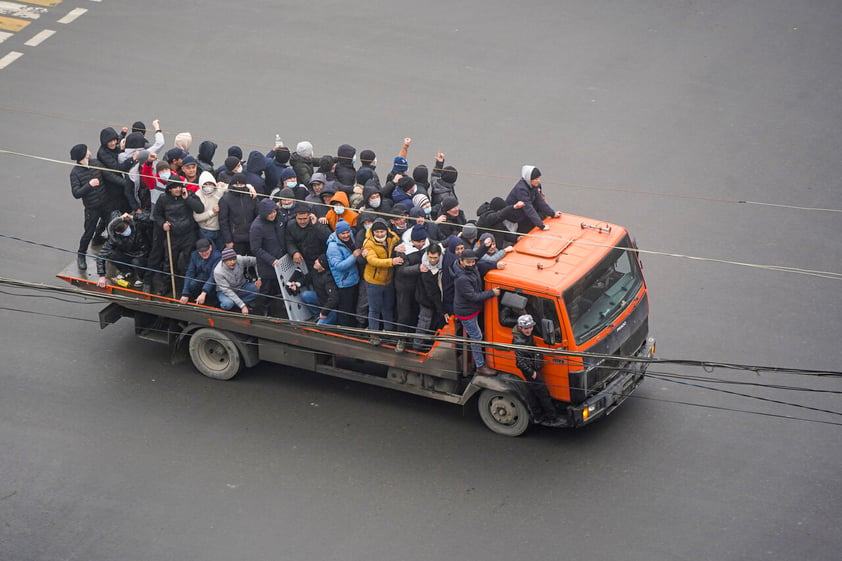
[79,206,111,253]
[336,285,358,327]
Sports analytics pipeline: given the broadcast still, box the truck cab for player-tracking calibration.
[479,214,654,430]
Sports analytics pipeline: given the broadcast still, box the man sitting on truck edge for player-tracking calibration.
[452,249,500,376]
[214,248,261,315]
[512,314,559,423]
[179,238,221,306]
[505,165,562,234]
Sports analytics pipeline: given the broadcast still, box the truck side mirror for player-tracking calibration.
[540,318,558,346]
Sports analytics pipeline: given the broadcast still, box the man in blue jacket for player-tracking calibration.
[453,249,500,376]
[179,238,221,305]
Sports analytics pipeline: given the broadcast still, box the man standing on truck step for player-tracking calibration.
[512,314,558,423]
[505,165,562,234]
[453,249,500,376]
[214,248,261,314]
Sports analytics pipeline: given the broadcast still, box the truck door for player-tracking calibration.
[486,289,572,403]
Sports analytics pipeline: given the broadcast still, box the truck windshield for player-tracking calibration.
[563,235,642,345]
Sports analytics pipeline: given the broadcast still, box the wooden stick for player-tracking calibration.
[165,228,176,297]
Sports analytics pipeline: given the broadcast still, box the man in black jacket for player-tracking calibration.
[286,205,331,267]
[151,179,204,294]
[250,198,286,317]
[96,211,152,288]
[512,314,558,422]
[70,143,109,269]
[219,173,258,256]
[296,255,340,325]
[97,126,136,213]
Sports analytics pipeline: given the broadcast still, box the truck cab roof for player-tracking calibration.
[484,214,628,295]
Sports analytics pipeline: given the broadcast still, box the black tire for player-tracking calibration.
[477,390,530,437]
[188,328,242,380]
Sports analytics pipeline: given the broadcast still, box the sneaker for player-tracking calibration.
[133,279,144,289]
[395,339,405,353]
[369,336,382,346]
[76,254,87,270]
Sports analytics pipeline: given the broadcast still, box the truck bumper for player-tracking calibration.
[567,338,654,428]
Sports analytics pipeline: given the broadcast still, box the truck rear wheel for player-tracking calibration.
[188,328,242,380]
[477,390,530,437]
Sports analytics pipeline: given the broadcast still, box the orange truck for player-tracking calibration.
[58,213,655,436]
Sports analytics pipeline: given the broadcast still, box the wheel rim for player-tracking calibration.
[488,395,521,426]
[199,339,231,372]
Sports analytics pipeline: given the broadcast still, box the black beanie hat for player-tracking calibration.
[490,197,506,211]
[125,132,145,149]
[131,121,146,134]
[224,156,241,171]
[530,167,542,180]
[227,145,243,160]
[70,143,87,161]
[412,164,428,184]
[230,173,247,185]
[397,176,415,192]
[359,149,376,164]
[441,165,458,184]
[440,196,459,213]
[274,146,291,164]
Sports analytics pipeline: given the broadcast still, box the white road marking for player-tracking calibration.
[0,49,22,69]
[0,31,12,43]
[57,7,86,24]
[0,2,46,20]
[24,28,53,46]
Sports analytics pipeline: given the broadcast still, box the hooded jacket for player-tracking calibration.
[97,127,134,209]
[334,144,357,192]
[193,171,225,231]
[325,191,358,230]
[249,198,286,279]
[289,151,314,188]
[218,183,258,244]
[362,219,402,285]
[245,150,268,195]
[96,211,152,275]
[512,325,544,377]
[197,141,217,176]
[505,165,556,231]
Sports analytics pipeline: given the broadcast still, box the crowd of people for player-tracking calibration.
[69,121,562,366]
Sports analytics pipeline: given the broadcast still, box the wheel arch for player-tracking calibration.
[461,373,540,419]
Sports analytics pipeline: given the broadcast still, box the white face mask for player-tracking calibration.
[281,202,294,209]
[373,232,387,243]
[333,205,345,214]
[202,185,214,194]
[285,180,297,189]
[352,154,357,165]
[371,158,377,167]
[369,197,381,209]
[120,226,132,237]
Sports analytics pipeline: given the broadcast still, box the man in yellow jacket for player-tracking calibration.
[362,218,406,345]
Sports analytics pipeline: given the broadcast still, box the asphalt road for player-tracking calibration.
[1,1,840,560]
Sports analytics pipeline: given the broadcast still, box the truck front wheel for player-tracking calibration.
[188,328,242,380]
[477,390,530,437]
